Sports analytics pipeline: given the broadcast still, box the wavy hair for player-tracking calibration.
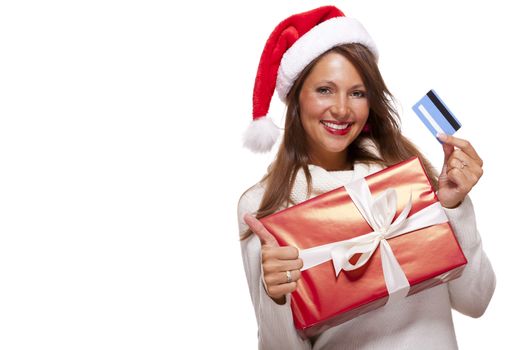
[241,43,437,240]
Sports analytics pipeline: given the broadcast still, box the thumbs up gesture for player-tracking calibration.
[244,214,303,304]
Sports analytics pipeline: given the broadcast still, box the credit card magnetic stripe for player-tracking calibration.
[412,90,461,136]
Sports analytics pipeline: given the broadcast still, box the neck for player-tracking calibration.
[308,149,351,171]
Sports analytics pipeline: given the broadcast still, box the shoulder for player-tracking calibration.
[238,182,266,211]
[237,182,266,233]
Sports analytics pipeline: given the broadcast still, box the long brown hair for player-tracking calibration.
[240,43,438,240]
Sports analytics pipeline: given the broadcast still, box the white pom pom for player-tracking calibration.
[243,117,280,153]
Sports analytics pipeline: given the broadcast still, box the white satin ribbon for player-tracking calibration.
[298,178,449,302]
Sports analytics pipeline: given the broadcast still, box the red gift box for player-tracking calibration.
[260,157,467,338]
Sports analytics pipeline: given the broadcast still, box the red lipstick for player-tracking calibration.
[321,121,352,136]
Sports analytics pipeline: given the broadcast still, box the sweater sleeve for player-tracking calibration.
[238,186,312,350]
[443,195,496,318]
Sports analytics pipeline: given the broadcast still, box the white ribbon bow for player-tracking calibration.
[298,178,449,303]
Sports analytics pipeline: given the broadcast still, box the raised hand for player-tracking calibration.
[244,214,303,304]
[436,133,484,208]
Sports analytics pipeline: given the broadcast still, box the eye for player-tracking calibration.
[350,90,367,98]
[316,87,332,95]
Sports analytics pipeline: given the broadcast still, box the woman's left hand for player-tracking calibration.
[436,133,484,208]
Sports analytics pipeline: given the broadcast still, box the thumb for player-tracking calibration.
[439,142,454,177]
[243,214,279,247]
[438,133,454,163]
[442,142,454,162]
[438,143,454,187]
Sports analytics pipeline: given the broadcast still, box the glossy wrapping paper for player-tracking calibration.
[260,157,467,338]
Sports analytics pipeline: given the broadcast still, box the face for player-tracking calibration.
[298,52,369,166]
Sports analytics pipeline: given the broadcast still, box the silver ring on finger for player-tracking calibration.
[285,270,292,283]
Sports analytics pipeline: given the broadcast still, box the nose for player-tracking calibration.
[329,93,350,119]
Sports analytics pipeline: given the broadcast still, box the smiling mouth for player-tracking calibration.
[320,120,352,131]
[320,120,352,136]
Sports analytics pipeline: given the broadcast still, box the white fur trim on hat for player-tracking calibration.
[276,17,378,101]
[243,117,280,153]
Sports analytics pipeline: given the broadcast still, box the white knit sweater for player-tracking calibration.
[237,161,496,350]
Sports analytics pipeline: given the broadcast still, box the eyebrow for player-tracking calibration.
[317,81,366,89]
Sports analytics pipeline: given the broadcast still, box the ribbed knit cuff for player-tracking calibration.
[258,278,298,340]
[442,195,481,251]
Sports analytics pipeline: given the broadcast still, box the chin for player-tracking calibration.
[324,143,351,154]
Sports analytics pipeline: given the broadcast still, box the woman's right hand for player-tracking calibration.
[244,214,303,304]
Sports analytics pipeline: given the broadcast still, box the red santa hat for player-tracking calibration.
[243,6,379,153]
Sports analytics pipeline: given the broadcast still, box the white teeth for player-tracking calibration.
[321,121,350,130]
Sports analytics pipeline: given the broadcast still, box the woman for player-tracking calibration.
[238,6,495,350]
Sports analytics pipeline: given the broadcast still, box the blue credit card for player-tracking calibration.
[412,90,461,139]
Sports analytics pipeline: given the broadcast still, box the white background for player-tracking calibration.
[0,0,522,348]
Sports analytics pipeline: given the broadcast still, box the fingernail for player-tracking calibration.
[436,132,447,140]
